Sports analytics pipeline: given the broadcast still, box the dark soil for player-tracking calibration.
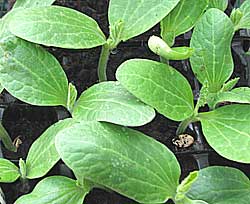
[1,0,250,203]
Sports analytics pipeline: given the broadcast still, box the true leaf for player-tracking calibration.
[72,81,155,126]
[108,0,180,43]
[207,0,228,11]
[67,83,77,112]
[9,6,106,49]
[211,87,250,107]
[26,119,76,179]
[199,104,250,163]
[233,0,250,30]
[13,0,56,8]
[148,36,194,60]
[55,121,181,203]
[0,158,20,183]
[0,37,68,107]
[190,8,234,93]
[15,176,87,204]
[221,77,239,92]
[160,0,208,46]
[187,166,250,204]
[116,59,194,121]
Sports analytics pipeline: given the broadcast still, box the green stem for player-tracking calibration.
[176,116,198,136]
[97,44,110,82]
[160,56,169,64]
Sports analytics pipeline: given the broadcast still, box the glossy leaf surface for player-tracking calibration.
[0,158,20,183]
[207,0,228,11]
[9,6,106,49]
[13,0,56,8]
[72,81,155,126]
[0,37,68,107]
[199,105,250,163]
[187,166,250,204]
[56,121,180,203]
[190,9,234,93]
[15,176,87,204]
[116,59,194,121]
[26,119,76,179]
[161,0,208,46]
[108,0,180,42]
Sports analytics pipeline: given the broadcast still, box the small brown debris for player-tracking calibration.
[13,136,22,150]
[172,134,194,148]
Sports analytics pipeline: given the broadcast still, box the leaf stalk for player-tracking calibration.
[97,43,111,82]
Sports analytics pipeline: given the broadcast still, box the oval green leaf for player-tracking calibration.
[116,59,194,121]
[187,166,250,204]
[199,104,250,163]
[9,6,106,49]
[0,37,68,107]
[0,158,20,183]
[190,8,234,93]
[15,176,87,204]
[72,81,155,126]
[55,121,180,203]
[108,0,180,42]
[13,0,56,8]
[161,0,208,46]
[26,119,76,179]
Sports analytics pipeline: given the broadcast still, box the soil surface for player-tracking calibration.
[1,0,250,203]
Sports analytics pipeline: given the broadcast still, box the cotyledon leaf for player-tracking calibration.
[15,176,87,204]
[13,0,56,8]
[116,59,194,121]
[72,81,155,127]
[0,36,68,107]
[8,6,106,49]
[108,0,180,43]
[187,166,250,204]
[55,121,181,203]
[26,119,76,179]
[0,158,20,183]
[160,0,208,46]
[190,8,234,93]
[199,104,250,163]
[233,0,250,30]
